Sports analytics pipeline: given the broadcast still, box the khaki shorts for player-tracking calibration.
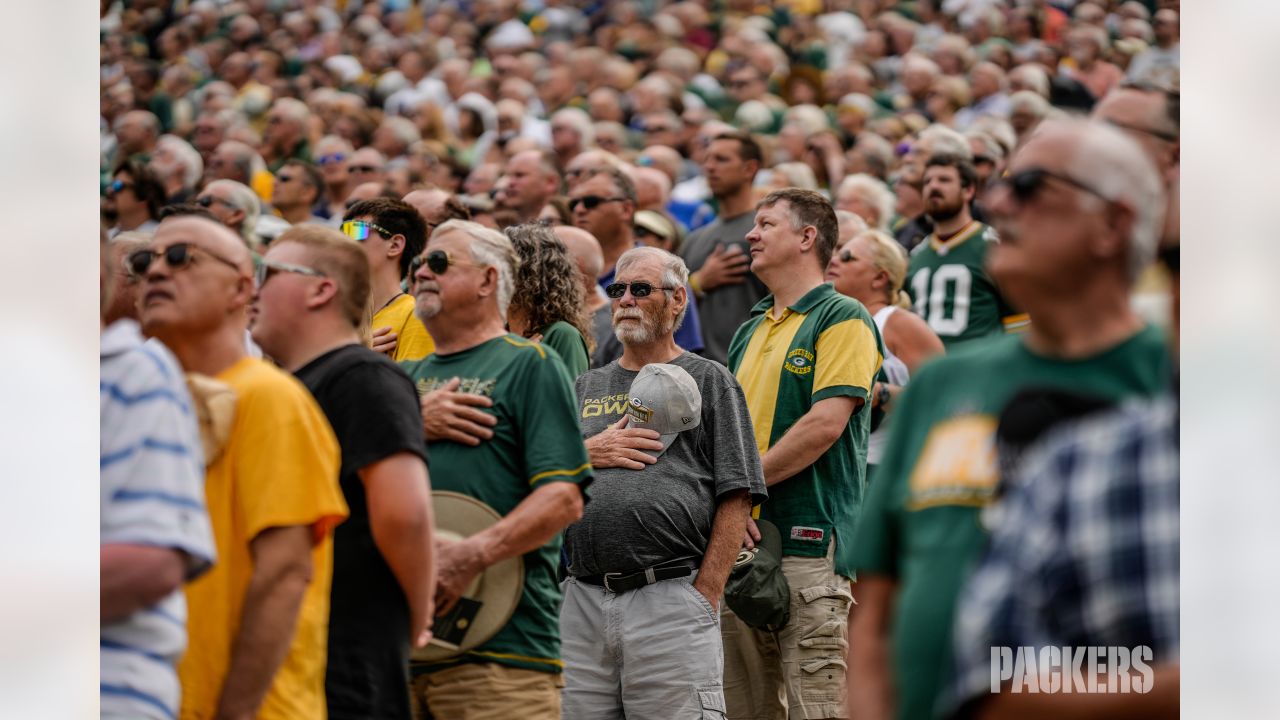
[721,548,853,720]
[411,662,564,720]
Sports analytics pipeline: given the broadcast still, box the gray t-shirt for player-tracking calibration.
[590,304,622,369]
[680,211,769,365]
[566,352,767,576]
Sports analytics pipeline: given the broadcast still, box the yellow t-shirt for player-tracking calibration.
[178,357,348,720]
[371,293,435,361]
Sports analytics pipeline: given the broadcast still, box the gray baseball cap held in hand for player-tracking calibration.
[624,363,701,457]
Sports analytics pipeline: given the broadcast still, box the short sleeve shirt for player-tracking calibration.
[727,283,884,575]
[401,335,593,675]
[372,293,436,361]
[680,211,769,365]
[101,321,216,720]
[539,320,590,380]
[178,357,348,720]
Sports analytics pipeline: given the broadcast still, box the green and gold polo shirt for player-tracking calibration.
[727,283,884,576]
[400,334,592,675]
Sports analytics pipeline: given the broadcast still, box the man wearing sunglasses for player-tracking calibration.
[103,160,165,239]
[272,159,328,227]
[573,166,705,360]
[905,152,1026,349]
[562,246,765,719]
[135,215,349,720]
[343,197,434,362]
[197,179,262,248]
[722,188,884,720]
[250,225,437,720]
[314,135,355,221]
[399,220,591,719]
[848,120,1172,720]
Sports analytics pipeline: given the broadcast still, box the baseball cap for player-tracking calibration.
[624,363,701,457]
[723,519,791,630]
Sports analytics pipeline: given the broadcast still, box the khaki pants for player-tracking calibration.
[721,549,852,720]
[411,662,564,720]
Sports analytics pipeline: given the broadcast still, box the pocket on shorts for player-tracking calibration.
[696,685,727,719]
[678,579,720,624]
[795,584,852,701]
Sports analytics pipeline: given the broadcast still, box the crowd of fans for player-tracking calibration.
[100,1,1180,719]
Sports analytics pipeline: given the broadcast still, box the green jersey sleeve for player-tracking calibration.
[513,344,593,490]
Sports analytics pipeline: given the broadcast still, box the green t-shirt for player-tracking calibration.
[400,334,592,675]
[727,284,885,576]
[538,320,589,380]
[906,221,1027,349]
[851,327,1171,720]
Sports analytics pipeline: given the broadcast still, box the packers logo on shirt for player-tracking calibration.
[906,414,999,510]
[784,348,815,375]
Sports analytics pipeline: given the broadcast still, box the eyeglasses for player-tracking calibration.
[997,168,1109,205]
[569,195,627,212]
[275,173,297,184]
[255,258,326,288]
[341,220,394,241]
[349,164,381,174]
[604,281,678,299]
[196,195,235,210]
[645,125,675,134]
[125,243,243,277]
[106,179,133,197]
[316,153,348,166]
[410,249,488,275]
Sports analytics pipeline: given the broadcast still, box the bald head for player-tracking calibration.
[403,188,453,224]
[554,225,605,284]
[637,145,683,184]
[346,181,388,205]
[631,166,672,211]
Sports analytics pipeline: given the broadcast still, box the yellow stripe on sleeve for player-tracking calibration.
[528,462,592,486]
[813,318,882,396]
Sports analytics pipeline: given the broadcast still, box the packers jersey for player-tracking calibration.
[906,221,1027,348]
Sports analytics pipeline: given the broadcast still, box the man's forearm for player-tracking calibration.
[216,527,312,719]
[101,545,186,623]
[694,490,751,604]
[370,492,436,638]
[472,482,583,566]
[761,398,857,486]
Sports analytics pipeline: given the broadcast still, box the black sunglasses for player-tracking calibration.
[569,195,627,212]
[196,195,234,210]
[999,168,1108,204]
[125,242,242,277]
[604,281,678,299]
[410,249,488,275]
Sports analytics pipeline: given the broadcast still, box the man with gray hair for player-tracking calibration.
[263,97,312,172]
[561,245,766,718]
[150,135,204,204]
[113,109,161,165]
[848,119,1171,720]
[400,220,592,719]
[205,140,263,187]
[196,179,261,247]
[550,107,595,170]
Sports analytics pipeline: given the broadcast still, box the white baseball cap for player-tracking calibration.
[625,363,701,457]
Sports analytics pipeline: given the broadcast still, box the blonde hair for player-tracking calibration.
[273,225,372,329]
[854,229,912,309]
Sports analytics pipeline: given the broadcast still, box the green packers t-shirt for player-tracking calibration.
[538,320,590,380]
[400,334,592,675]
[906,221,1028,348]
[850,327,1170,720]
[727,283,884,576]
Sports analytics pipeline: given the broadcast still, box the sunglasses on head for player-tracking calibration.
[569,195,626,212]
[341,220,394,241]
[604,281,677,299]
[410,249,488,275]
[254,258,326,288]
[106,179,133,196]
[998,168,1108,205]
[125,242,242,277]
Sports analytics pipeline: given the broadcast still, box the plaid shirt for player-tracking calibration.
[941,395,1180,718]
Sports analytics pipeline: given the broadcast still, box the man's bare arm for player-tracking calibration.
[101,545,187,623]
[361,452,436,648]
[693,489,751,609]
[214,525,313,720]
[761,396,859,486]
[435,481,585,613]
[848,574,897,720]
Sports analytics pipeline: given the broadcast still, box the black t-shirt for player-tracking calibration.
[295,343,428,720]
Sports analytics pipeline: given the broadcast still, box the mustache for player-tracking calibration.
[612,308,644,323]
[415,281,440,294]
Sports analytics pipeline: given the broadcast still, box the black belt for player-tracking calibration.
[576,561,697,593]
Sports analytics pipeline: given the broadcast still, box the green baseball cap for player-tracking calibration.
[723,519,791,631]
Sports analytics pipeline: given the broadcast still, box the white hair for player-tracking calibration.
[902,53,941,78]
[837,174,895,230]
[381,116,421,149]
[783,104,830,136]
[835,210,869,242]
[1010,90,1051,118]
[272,97,311,125]
[157,135,204,190]
[1009,63,1050,98]
[918,124,973,160]
[205,179,262,245]
[1046,119,1166,280]
[435,219,519,318]
[552,107,595,148]
[615,246,690,328]
[771,162,819,191]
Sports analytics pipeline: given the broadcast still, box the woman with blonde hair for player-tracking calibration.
[825,229,944,474]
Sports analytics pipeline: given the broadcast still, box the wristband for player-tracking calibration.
[689,272,705,297]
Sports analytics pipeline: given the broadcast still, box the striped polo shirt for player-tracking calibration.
[101,320,216,720]
[727,283,883,576]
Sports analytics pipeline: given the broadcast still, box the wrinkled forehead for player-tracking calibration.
[153,217,250,267]
[615,256,664,283]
